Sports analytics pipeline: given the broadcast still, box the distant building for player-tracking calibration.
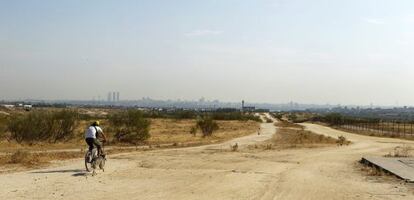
[1,104,15,108]
[243,106,256,112]
[116,92,120,102]
[23,105,32,111]
[241,100,255,112]
[112,92,116,102]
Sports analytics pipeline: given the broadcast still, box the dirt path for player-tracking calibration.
[1,117,414,200]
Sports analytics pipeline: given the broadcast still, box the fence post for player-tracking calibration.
[397,121,400,136]
[377,121,380,135]
[403,121,406,137]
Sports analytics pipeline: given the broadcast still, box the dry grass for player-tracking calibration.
[249,127,339,151]
[271,127,338,148]
[247,120,340,150]
[0,150,82,169]
[275,120,303,129]
[148,119,259,145]
[0,147,151,171]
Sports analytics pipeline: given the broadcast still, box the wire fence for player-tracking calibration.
[339,118,414,138]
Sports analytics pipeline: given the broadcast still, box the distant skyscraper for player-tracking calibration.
[112,92,116,102]
[107,92,112,102]
[116,92,120,102]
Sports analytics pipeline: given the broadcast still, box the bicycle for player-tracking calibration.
[85,142,106,175]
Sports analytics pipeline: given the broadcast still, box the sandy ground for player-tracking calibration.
[1,115,414,200]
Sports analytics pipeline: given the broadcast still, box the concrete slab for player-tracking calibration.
[362,156,414,182]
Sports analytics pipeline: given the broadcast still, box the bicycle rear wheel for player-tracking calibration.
[85,152,93,172]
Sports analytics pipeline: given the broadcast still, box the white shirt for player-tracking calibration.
[85,126,103,139]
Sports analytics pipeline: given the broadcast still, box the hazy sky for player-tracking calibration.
[1,0,414,106]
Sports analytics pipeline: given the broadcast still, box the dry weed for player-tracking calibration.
[337,136,350,146]
[230,143,238,152]
[385,145,413,157]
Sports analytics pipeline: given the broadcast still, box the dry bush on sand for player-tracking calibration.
[337,135,351,146]
[385,145,413,157]
[360,164,386,176]
[230,143,238,151]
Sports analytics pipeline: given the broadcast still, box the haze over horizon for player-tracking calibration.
[1,0,414,106]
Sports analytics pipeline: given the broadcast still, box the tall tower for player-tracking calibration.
[116,92,120,102]
[242,100,245,110]
[112,92,116,102]
[107,92,112,102]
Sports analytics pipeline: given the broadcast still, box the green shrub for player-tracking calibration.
[108,110,151,144]
[7,110,79,143]
[0,115,9,140]
[196,116,219,137]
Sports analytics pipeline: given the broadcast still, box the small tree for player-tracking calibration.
[109,110,151,144]
[196,116,219,137]
[50,110,79,142]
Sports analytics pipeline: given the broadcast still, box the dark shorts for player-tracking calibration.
[85,138,102,151]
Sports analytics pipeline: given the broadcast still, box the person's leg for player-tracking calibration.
[85,138,94,152]
[93,139,103,156]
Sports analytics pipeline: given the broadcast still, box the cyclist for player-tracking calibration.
[85,121,107,157]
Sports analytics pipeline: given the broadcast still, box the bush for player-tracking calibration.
[7,110,79,143]
[0,115,9,140]
[337,135,350,146]
[109,110,151,144]
[287,114,297,122]
[271,113,283,120]
[196,116,219,137]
